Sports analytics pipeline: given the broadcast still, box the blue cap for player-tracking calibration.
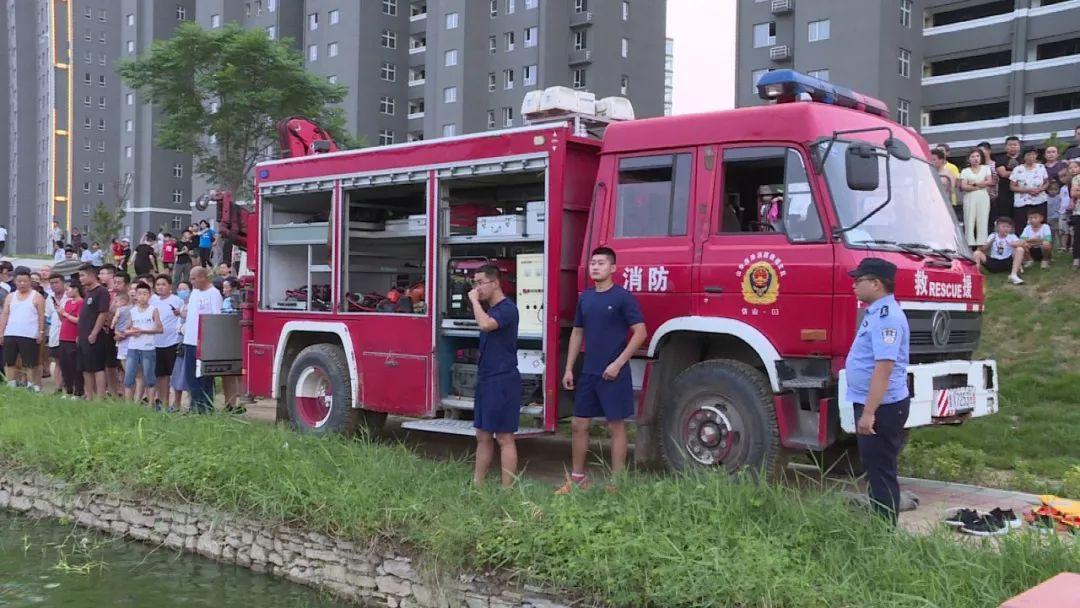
[847,257,897,280]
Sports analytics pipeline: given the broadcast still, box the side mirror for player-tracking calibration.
[884,137,912,161]
[846,143,881,191]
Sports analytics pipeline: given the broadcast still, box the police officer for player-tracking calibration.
[846,258,910,526]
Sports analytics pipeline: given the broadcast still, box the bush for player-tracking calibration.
[1064,466,1080,500]
[900,441,988,483]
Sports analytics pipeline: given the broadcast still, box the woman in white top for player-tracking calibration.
[1009,147,1048,231]
[959,149,993,246]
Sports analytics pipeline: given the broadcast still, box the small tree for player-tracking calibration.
[89,202,126,258]
[1043,132,1071,158]
[118,23,354,198]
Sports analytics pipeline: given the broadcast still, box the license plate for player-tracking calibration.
[934,387,976,417]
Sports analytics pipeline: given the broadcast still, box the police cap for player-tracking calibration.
[847,257,897,281]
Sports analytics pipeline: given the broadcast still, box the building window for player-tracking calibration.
[507,0,516,13]
[573,30,587,50]
[808,19,830,42]
[84,72,92,85]
[525,26,538,47]
[126,13,134,26]
[620,74,629,95]
[380,62,397,81]
[328,75,338,84]
[266,25,276,39]
[489,36,497,54]
[125,120,133,132]
[125,146,132,158]
[308,12,318,31]
[504,69,514,89]
[575,0,587,12]
[379,130,394,146]
[84,117,92,129]
[380,96,396,115]
[83,182,91,193]
[572,68,586,89]
[95,162,104,173]
[84,51,93,64]
[488,72,497,91]
[487,110,496,128]
[83,138,92,151]
[127,40,135,53]
[808,69,830,81]
[83,95,92,107]
[444,87,457,103]
[751,68,774,93]
[211,14,221,28]
[1034,91,1080,114]
[268,0,276,12]
[490,0,498,17]
[505,31,515,51]
[98,140,106,152]
[408,98,425,115]
[444,49,458,66]
[84,6,92,18]
[383,0,397,16]
[382,30,397,49]
[99,75,106,87]
[525,0,538,8]
[176,5,186,20]
[896,98,910,126]
[925,101,1008,126]
[99,53,107,66]
[126,92,134,105]
[409,66,425,83]
[898,48,911,77]
[753,22,776,48]
[329,9,340,24]
[83,161,91,173]
[502,107,514,127]
[98,183,105,195]
[442,124,456,137]
[97,118,105,130]
[407,131,424,142]
[98,96,106,108]
[524,64,536,86]
[172,189,183,204]
[900,0,912,28]
[328,42,338,57]
[446,12,458,29]
[621,37,629,58]
[622,1,629,20]
[173,163,183,178]
[308,45,318,61]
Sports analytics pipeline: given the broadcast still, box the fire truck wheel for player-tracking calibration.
[286,344,357,436]
[659,359,780,480]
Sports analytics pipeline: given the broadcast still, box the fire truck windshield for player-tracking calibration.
[816,141,969,255]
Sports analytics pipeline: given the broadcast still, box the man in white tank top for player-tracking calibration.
[0,268,46,391]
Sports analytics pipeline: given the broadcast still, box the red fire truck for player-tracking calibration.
[205,71,998,475]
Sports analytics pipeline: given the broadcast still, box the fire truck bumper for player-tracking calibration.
[838,359,999,434]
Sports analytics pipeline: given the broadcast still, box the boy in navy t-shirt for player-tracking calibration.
[558,247,647,493]
[468,264,522,486]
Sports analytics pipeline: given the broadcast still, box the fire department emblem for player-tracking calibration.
[741,261,780,305]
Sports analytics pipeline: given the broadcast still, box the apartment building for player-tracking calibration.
[664,36,673,115]
[736,0,924,127]
[921,0,1080,149]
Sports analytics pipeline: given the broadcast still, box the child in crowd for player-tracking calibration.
[1020,209,1053,269]
[1056,167,1073,252]
[973,217,1026,285]
[111,290,132,386]
[1069,160,1080,270]
[123,282,162,402]
[1046,181,1063,251]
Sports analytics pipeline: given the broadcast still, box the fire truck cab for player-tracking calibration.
[223,71,998,475]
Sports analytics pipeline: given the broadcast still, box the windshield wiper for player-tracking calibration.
[898,242,976,264]
[851,239,925,259]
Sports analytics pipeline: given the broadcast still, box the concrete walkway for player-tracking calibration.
[897,476,1039,533]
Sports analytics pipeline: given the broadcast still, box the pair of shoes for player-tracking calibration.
[1008,274,1024,285]
[1022,260,1034,269]
[946,507,1020,536]
[1040,260,1051,269]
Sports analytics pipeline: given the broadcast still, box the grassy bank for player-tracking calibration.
[904,261,1080,494]
[1,390,1077,607]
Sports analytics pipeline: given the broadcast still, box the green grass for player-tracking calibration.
[904,261,1080,492]
[0,390,1077,608]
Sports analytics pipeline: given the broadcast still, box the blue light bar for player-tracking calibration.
[756,69,889,118]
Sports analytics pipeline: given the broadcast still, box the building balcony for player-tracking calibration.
[408,111,425,120]
[569,11,593,27]
[769,45,791,62]
[568,49,592,65]
[409,78,426,87]
[409,45,426,55]
[770,0,793,15]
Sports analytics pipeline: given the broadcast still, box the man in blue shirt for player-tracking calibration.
[468,264,522,487]
[559,247,647,493]
[846,257,910,525]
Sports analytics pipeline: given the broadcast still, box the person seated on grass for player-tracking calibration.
[1019,208,1053,270]
[972,217,1026,285]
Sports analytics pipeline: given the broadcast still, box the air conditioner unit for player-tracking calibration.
[771,0,794,15]
[596,97,635,121]
[522,86,596,119]
[769,45,791,62]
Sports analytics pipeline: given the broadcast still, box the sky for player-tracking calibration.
[666,0,738,115]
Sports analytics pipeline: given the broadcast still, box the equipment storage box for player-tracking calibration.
[446,257,517,319]
[477,214,525,237]
[451,362,539,404]
[516,253,544,336]
[408,214,427,232]
[525,201,545,237]
[517,349,544,375]
[384,218,412,234]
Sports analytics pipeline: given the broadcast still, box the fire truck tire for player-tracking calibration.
[285,344,357,436]
[659,359,781,480]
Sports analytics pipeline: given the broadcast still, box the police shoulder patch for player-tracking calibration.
[879,305,889,318]
[880,328,897,344]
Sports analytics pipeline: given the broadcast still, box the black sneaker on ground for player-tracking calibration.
[960,512,1009,537]
[989,507,1022,529]
[944,508,980,528]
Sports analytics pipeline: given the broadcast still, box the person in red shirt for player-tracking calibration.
[111,239,126,273]
[161,233,177,272]
[57,279,85,396]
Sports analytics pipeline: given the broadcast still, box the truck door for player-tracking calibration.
[602,150,695,333]
[696,145,834,358]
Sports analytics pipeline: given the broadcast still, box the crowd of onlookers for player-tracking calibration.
[0,225,244,414]
[933,125,1080,285]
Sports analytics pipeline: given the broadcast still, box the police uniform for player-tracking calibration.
[845,258,910,525]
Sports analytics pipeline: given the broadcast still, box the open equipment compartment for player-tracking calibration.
[421,162,550,435]
[340,179,428,314]
[260,190,333,312]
